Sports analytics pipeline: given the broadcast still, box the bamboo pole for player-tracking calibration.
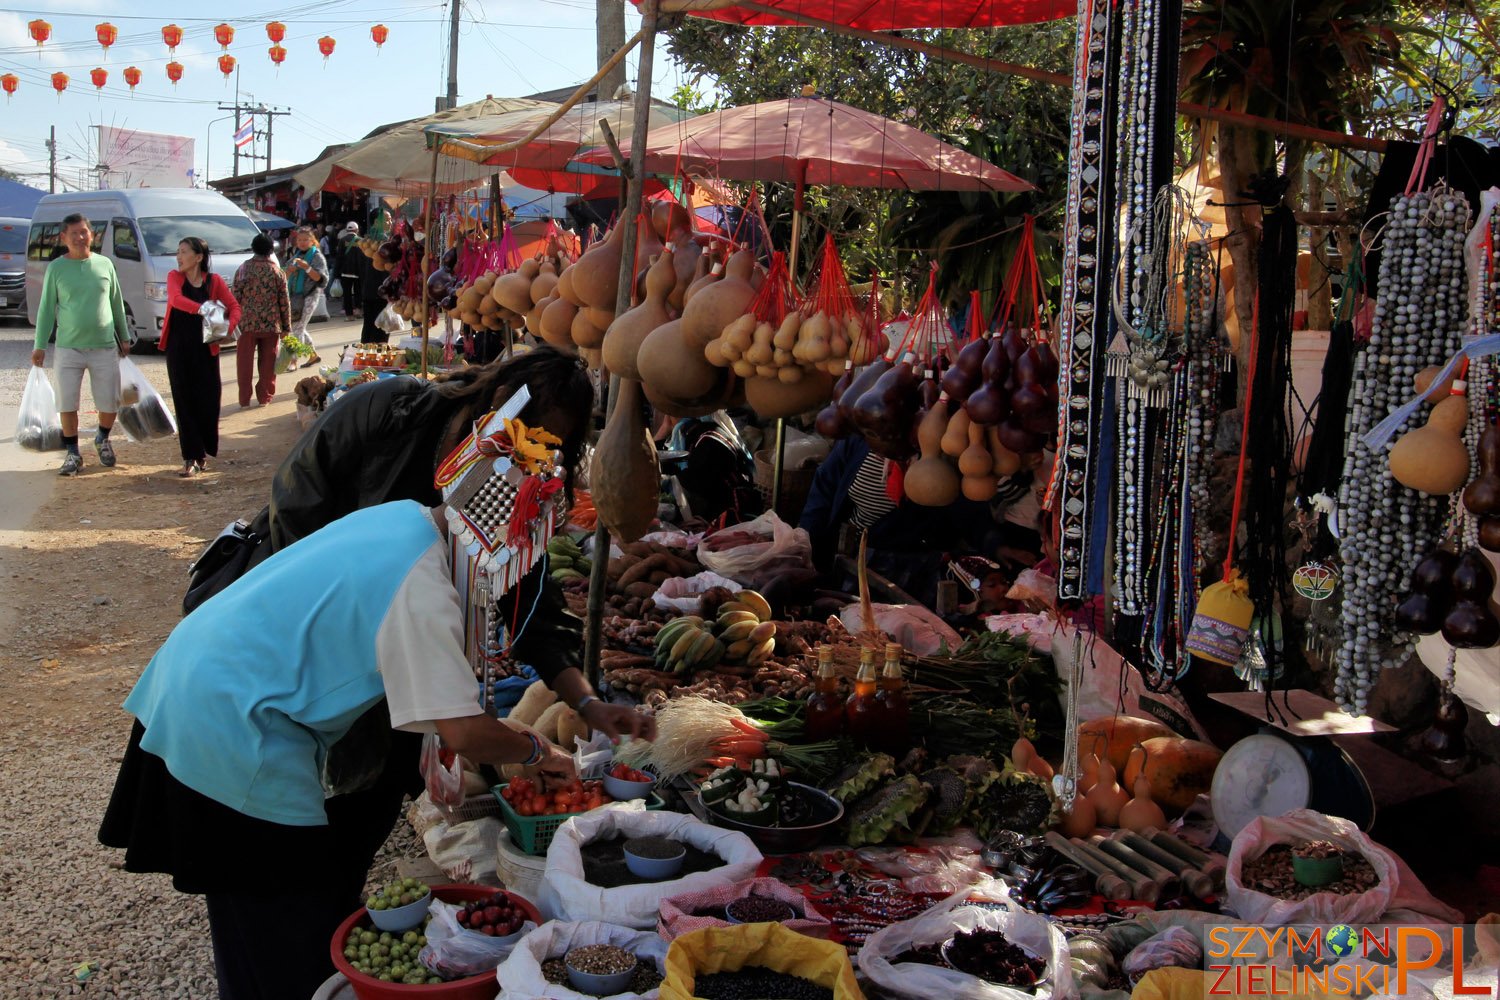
[582,0,661,691]
[419,143,440,378]
[724,0,1389,154]
[428,26,648,162]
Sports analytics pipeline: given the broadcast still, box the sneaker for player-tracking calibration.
[95,434,116,468]
[59,452,83,476]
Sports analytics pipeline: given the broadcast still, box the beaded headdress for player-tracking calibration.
[435,387,565,680]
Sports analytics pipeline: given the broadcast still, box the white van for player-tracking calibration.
[26,189,262,347]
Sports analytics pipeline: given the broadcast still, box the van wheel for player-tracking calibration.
[124,307,154,354]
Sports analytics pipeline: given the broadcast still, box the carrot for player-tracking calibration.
[729,718,768,738]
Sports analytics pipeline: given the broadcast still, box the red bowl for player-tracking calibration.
[330,884,541,999]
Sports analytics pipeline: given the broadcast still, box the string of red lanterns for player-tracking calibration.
[6,20,391,98]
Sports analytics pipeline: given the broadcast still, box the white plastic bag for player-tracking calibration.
[376,302,411,334]
[16,367,63,452]
[1226,809,1397,926]
[419,898,535,980]
[837,602,962,657]
[859,887,1076,1000]
[652,572,742,614]
[1121,927,1202,981]
[539,803,762,929]
[116,357,177,442]
[421,733,466,809]
[497,920,668,1000]
[696,512,813,590]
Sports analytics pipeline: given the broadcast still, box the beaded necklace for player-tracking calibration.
[1334,185,1471,713]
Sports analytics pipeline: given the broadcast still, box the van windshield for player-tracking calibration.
[0,226,25,254]
[138,215,260,256]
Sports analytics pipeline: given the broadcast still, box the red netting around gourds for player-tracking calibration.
[896,262,956,364]
[749,251,798,325]
[990,215,1045,341]
[804,235,858,321]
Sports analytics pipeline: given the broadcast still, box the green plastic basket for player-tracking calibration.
[491,783,665,856]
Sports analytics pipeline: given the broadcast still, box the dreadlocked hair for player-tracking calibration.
[433,346,593,497]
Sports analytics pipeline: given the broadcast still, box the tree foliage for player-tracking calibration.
[661,18,1074,313]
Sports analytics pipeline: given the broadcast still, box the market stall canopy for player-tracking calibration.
[577,97,1034,194]
[634,0,1074,29]
[424,100,698,194]
[293,95,556,196]
[0,178,45,218]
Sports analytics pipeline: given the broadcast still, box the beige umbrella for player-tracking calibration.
[294,95,556,196]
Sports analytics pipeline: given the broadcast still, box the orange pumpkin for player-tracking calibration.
[1121,736,1223,815]
[1077,715,1178,773]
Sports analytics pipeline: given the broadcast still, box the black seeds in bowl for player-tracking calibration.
[726,896,798,923]
[625,836,686,860]
[692,967,833,1000]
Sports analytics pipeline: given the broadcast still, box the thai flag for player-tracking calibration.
[233,120,254,148]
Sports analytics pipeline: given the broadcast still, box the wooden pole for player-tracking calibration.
[420,142,439,378]
[725,0,1389,154]
[583,0,660,692]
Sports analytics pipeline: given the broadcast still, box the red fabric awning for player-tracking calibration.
[637,0,1074,29]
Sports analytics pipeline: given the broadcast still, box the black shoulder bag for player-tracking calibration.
[183,505,274,614]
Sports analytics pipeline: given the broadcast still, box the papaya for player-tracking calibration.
[1121,736,1223,815]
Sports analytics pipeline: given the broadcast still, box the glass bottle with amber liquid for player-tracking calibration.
[844,647,880,749]
[871,642,911,756]
[804,646,844,742]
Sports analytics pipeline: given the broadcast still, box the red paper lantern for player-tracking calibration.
[214,23,235,50]
[317,35,336,64]
[123,66,142,92]
[268,44,287,71]
[370,24,389,51]
[96,22,118,52]
[28,19,51,57]
[266,21,286,43]
[51,71,68,99]
[91,67,108,92]
[218,55,237,81]
[1,73,19,102]
[162,24,184,54]
[166,61,184,87]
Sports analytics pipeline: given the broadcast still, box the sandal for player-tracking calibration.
[179,463,198,478]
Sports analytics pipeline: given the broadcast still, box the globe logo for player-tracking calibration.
[1324,924,1359,959]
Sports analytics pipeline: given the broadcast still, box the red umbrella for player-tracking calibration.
[576,97,1033,195]
[632,0,1072,29]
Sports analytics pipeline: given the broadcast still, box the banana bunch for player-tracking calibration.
[652,590,779,674]
[714,590,778,667]
[547,535,592,583]
[654,616,725,674]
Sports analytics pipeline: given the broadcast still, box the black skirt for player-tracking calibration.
[99,720,422,898]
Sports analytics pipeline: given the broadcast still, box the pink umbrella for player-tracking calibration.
[577,97,1032,196]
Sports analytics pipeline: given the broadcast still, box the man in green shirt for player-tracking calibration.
[31,214,132,476]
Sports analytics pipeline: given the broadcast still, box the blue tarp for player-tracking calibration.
[0,178,45,219]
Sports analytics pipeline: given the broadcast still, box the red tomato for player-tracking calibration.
[528,795,548,814]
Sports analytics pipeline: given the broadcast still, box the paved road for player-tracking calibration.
[0,314,367,522]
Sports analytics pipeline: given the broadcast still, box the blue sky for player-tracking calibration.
[0,0,683,190]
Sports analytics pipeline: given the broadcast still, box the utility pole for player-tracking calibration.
[47,126,56,193]
[438,0,460,111]
[597,0,626,100]
[219,99,289,178]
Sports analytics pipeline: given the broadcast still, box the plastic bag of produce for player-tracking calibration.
[1225,809,1461,927]
[659,877,834,941]
[116,358,177,442]
[376,302,410,334]
[419,898,535,980]
[540,803,761,929]
[696,512,812,590]
[497,919,668,1000]
[652,572,742,614]
[859,886,1076,1000]
[1121,927,1202,983]
[421,732,466,809]
[15,366,64,452]
[660,924,863,1000]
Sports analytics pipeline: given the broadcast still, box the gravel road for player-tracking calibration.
[0,315,427,999]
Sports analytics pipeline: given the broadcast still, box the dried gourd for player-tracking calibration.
[591,378,659,541]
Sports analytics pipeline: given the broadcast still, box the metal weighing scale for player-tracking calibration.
[1209,690,1382,838]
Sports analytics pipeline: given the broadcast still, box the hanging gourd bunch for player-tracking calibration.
[1395,547,1500,649]
[522,226,580,353]
[1464,419,1500,551]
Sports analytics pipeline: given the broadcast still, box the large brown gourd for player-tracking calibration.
[590,379,659,542]
[601,249,675,381]
[568,224,625,310]
[1121,736,1223,815]
[683,250,758,350]
[638,318,721,403]
[1389,394,1471,494]
[905,401,961,507]
[538,296,579,350]
[744,369,836,420]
